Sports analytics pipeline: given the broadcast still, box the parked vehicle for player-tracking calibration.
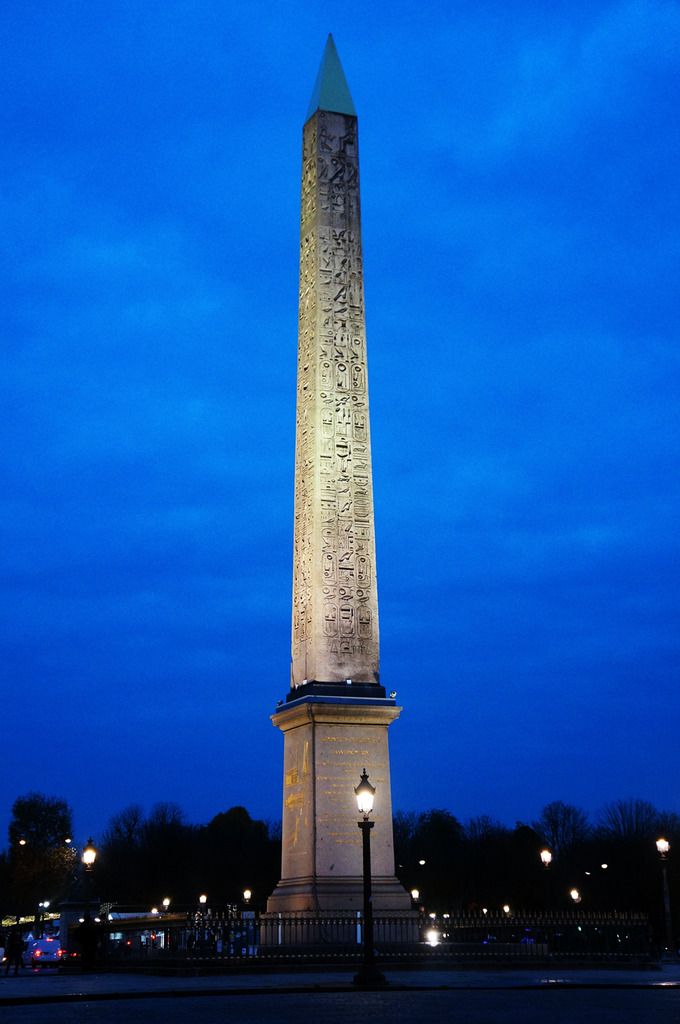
[22,938,65,967]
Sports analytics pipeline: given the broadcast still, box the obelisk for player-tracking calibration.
[266,36,411,915]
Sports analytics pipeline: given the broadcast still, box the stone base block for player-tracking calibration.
[266,696,412,915]
[267,873,412,913]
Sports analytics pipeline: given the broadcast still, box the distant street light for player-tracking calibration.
[410,888,420,902]
[502,904,511,915]
[198,894,208,905]
[353,769,385,989]
[77,838,99,924]
[243,889,252,905]
[569,888,581,904]
[540,849,553,909]
[656,838,674,956]
[162,898,171,911]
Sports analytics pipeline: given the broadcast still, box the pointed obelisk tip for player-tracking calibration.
[306,33,357,121]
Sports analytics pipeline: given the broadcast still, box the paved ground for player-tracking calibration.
[1,963,679,1023]
[1,987,680,1024]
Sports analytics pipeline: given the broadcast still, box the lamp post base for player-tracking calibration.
[353,963,388,989]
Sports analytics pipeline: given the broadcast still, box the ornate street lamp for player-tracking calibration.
[77,837,99,927]
[656,838,674,957]
[82,839,97,871]
[540,849,553,868]
[353,770,386,989]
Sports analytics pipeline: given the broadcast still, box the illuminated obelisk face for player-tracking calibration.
[291,39,379,689]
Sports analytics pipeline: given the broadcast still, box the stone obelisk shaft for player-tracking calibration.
[265,38,412,919]
[291,103,379,688]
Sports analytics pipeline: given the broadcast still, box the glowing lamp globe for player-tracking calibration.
[82,839,97,868]
[354,769,376,817]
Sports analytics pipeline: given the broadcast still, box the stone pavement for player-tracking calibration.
[0,961,679,1006]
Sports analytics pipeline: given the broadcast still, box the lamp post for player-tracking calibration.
[81,838,97,908]
[540,848,552,910]
[353,769,386,989]
[656,838,674,957]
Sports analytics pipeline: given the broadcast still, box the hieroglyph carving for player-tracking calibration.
[291,110,380,685]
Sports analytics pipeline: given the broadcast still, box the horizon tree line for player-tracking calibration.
[1,793,678,945]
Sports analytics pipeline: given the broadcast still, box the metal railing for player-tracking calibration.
[98,908,652,964]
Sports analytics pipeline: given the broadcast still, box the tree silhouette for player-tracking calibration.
[533,800,590,854]
[5,792,75,916]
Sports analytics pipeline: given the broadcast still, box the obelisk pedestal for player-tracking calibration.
[267,701,409,912]
[265,36,412,926]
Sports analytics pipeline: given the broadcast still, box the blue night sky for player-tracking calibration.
[1,0,679,846]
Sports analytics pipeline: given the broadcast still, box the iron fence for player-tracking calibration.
[99,907,652,964]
